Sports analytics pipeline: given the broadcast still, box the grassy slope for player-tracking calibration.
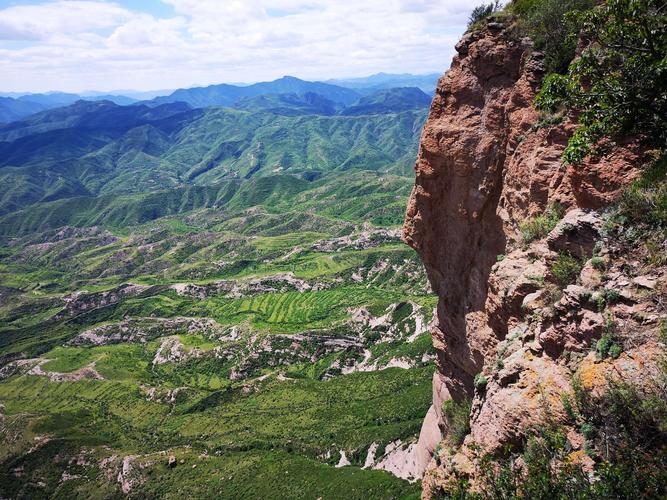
[0,101,433,498]
[0,183,434,498]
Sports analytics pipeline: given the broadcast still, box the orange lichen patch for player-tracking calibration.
[566,450,587,464]
[566,450,595,472]
[578,355,610,392]
[579,345,662,395]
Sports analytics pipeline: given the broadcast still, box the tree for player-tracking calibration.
[535,0,667,164]
[511,0,597,74]
[468,1,502,29]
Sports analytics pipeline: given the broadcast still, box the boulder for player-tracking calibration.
[547,209,602,259]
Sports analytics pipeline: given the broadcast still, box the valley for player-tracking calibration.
[4,0,665,498]
[0,80,435,498]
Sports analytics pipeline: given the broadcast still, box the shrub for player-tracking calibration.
[581,422,596,440]
[618,155,667,230]
[595,293,607,312]
[474,373,488,392]
[578,290,592,304]
[447,372,667,499]
[594,333,622,360]
[433,442,443,465]
[535,0,667,163]
[530,112,564,130]
[510,0,597,74]
[609,343,623,359]
[601,288,621,304]
[561,393,577,421]
[594,334,611,359]
[442,398,472,446]
[520,203,563,244]
[590,256,606,271]
[606,154,667,268]
[578,377,667,465]
[467,1,501,29]
[550,252,582,286]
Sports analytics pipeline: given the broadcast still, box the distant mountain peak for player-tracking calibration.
[147,76,362,109]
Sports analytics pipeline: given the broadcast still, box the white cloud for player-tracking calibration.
[0,1,130,41]
[0,0,474,92]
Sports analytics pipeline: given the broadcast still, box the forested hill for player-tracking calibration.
[0,86,430,233]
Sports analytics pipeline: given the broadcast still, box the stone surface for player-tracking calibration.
[402,17,653,497]
[546,209,602,259]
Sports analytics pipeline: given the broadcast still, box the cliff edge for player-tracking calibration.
[404,16,664,497]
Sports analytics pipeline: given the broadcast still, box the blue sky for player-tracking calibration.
[0,0,473,93]
[0,0,173,16]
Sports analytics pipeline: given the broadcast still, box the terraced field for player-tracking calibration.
[0,169,439,498]
[0,91,436,497]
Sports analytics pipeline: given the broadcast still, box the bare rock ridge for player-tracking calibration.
[402,18,658,493]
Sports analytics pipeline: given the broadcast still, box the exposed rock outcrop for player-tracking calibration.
[402,17,660,495]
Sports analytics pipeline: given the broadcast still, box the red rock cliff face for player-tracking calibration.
[404,20,643,400]
[404,18,658,496]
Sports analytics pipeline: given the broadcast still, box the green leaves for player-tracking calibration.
[535,0,667,163]
[511,0,597,74]
[533,74,569,113]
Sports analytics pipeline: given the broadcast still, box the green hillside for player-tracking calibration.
[0,101,426,216]
[0,88,433,498]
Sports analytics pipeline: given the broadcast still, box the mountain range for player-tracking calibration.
[0,87,430,237]
[0,70,437,498]
[326,72,440,93]
[0,92,138,123]
[0,73,436,124]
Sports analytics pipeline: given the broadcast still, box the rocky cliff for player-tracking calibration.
[403,17,664,496]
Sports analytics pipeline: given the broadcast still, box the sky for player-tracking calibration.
[0,0,473,93]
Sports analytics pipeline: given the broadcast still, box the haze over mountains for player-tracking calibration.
[0,73,438,124]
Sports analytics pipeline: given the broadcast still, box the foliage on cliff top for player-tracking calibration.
[535,0,667,164]
[467,1,502,29]
[510,0,596,74]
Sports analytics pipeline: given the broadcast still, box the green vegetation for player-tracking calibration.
[0,216,436,497]
[0,101,427,219]
[535,0,667,163]
[605,153,667,266]
[590,256,605,271]
[440,370,667,499]
[473,373,488,392]
[550,252,582,286]
[617,154,667,233]
[519,203,562,244]
[468,1,502,29]
[510,0,596,73]
[594,333,623,360]
[0,86,436,497]
[0,366,431,498]
[442,398,473,446]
